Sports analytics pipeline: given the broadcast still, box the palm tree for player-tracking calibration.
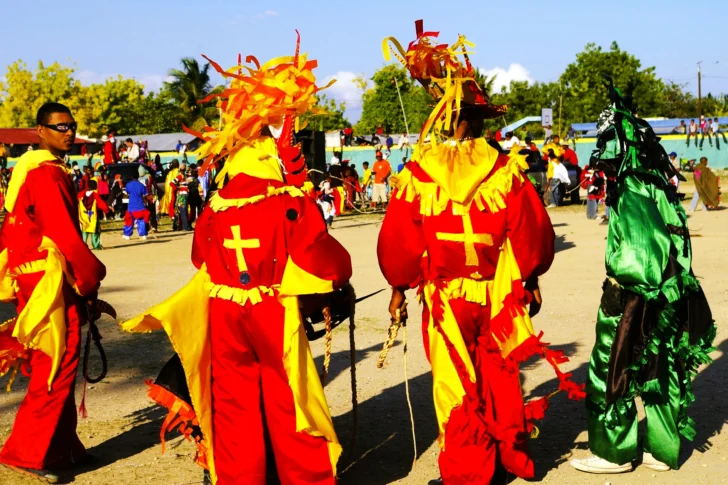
[473,69,497,97]
[165,58,221,130]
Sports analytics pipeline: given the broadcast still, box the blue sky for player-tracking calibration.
[2,0,727,122]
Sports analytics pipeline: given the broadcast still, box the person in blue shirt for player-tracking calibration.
[123,171,151,240]
[397,157,406,174]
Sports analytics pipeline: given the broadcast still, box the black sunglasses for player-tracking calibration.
[41,122,78,133]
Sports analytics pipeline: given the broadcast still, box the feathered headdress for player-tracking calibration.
[383,20,507,145]
[186,31,333,183]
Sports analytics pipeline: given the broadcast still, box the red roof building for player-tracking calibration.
[0,128,88,145]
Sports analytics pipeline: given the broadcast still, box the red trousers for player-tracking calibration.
[0,272,86,470]
[425,298,533,485]
[209,297,334,485]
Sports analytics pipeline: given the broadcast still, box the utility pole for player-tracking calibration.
[697,61,703,117]
[558,80,563,137]
[393,77,410,136]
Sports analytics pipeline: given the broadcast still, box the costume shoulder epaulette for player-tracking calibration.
[393,150,528,216]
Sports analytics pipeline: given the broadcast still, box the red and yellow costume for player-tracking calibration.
[377,22,584,484]
[122,36,352,485]
[0,150,106,471]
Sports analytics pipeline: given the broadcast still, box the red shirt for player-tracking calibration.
[562,147,578,165]
[378,159,554,288]
[192,174,351,291]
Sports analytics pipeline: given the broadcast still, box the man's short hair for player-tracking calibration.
[36,102,72,126]
[126,138,133,143]
[88,180,98,191]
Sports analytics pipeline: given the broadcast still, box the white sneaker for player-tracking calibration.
[122,235,130,241]
[547,204,557,209]
[570,454,632,474]
[140,236,147,241]
[641,452,670,472]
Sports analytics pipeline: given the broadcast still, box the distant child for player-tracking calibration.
[79,180,109,250]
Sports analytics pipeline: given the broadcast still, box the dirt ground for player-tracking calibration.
[1,198,727,485]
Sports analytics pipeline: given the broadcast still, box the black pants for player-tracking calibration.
[188,197,202,223]
[700,131,712,148]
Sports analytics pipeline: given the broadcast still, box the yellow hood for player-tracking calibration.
[412,138,500,205]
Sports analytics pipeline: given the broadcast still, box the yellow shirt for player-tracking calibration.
[363,168,372,185]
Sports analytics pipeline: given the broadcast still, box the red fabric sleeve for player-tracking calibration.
[94,193,109,213]
[377,189,426,289]
[29,166,106,295]
[287,196,352,289]
[506,177,555,281]
[191,206,214,270]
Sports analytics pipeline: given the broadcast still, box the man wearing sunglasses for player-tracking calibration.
[0,103,106,483]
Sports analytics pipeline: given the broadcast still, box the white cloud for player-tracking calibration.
[75,70,173,93]
[255,9,279,18]
[479,63,533,93]
[321,71,364,121]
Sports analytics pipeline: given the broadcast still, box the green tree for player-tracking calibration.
[300,94,350,131]
[75,76,146,137]
[0,60,82,128]
[559,42,665,131]
[356,64,432,135]
[165,57,222,131]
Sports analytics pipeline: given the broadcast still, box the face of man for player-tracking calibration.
[37,111,76,156]
[553,136,560,144]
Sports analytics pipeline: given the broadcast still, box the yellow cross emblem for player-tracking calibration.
[223,225,260,272]
[436,214,493,267]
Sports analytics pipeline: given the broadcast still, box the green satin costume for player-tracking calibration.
[585,87,715,469]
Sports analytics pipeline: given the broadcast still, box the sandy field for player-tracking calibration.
[0,198,726,485]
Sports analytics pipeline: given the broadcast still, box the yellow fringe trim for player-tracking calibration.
[440,277,493,306]
[10,259,47,276]
[395,149,528,216]
[207,283,276,307]
[208,184,306,213]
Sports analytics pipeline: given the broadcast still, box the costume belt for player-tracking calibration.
[207,282,277,307]
[429,276,494,306]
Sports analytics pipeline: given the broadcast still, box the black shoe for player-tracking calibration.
[2,464,59,483]
[203,469,212,485]
[427,479,443,485]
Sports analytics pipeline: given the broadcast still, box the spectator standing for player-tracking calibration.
[138,165,158,232]
[186,165,203,224]
[686,119,698,147]
[547,153,570,208]
[385,134,394,155]
[361,161,372,202]
[123,171,151,240]
[179,142,188,163]
[124,138,140,162]
[97,170,110,219]
[102,134,119,164]
[0,142,8,169]
[501,131,521,150]
[668,152,681,189]
[544,124,554,144]
[560,139,579,166]
[691,157,720,211]
[565,125,577,148]
[78,180,109,250]
[173,175,191,231]
[584,166,605,219]
[371,150,391,209]
[343,126,353,146]
[109,174,124,220]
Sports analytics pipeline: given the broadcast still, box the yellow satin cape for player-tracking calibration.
[423,238,536,449]
[0,237,78,389]
[79,197,98,234]
[120,262,341,484]
[159,168,179,211]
